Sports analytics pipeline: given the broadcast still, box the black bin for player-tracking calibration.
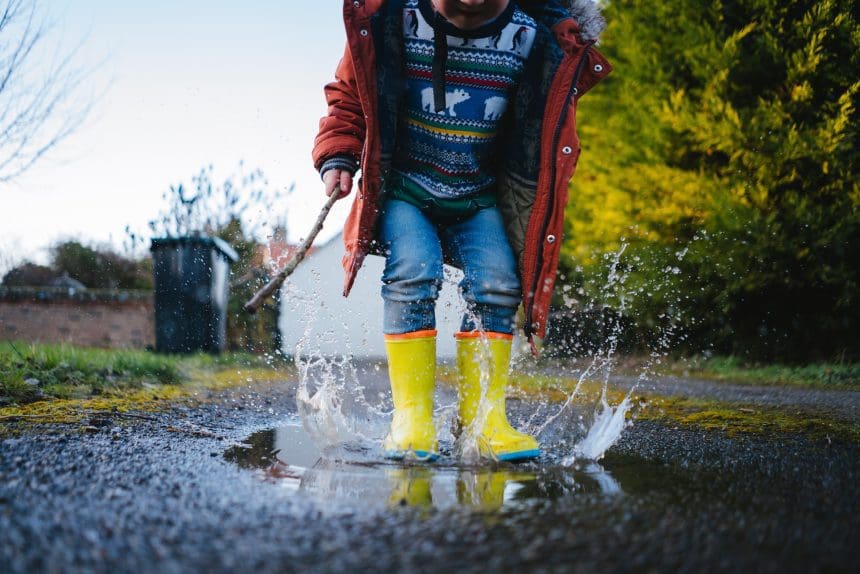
[151,236,239,354]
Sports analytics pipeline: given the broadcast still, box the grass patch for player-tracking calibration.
[0,341,294,407]
[0,365,291,426]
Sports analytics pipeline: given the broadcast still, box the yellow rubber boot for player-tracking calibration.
[382,330,439,461]
[456,332,540,462]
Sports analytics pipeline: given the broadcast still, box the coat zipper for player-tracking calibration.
[525,43,592,339]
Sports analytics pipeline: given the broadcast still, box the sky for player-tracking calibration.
[0,0,352,272]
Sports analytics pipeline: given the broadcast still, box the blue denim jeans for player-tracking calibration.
[378,199,521,335]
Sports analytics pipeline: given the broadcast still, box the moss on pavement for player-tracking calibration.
[485,368,860,444]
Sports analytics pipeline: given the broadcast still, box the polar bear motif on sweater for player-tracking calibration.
[483,96,508,120]
[421,87,471,116]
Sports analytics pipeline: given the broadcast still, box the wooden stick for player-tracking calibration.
[244,192,340,314]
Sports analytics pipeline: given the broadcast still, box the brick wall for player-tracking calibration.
[0,288,154,349]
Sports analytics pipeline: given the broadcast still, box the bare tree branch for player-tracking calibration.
[147,163,285,241]
[0,0,93,183]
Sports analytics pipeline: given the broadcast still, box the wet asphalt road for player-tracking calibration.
[1,373,858,573]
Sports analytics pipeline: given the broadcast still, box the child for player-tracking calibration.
[313,0,611,461]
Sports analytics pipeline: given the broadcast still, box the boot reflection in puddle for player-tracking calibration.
[456,469,535,509]
[387,467,434,508]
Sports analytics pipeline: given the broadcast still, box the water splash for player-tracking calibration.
[452,329,493,463]
[284,276,388,456]
[532,240,681,464]
[565,396,632,463]
[279,236,681,466]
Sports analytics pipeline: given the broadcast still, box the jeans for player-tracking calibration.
[378,199,521,335]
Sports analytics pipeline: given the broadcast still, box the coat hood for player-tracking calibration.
[520,0,607,43]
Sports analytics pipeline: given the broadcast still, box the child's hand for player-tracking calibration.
[323,168,353,200]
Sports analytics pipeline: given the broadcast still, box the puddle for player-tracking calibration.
[224,420,680,512]
[236,239,689,513]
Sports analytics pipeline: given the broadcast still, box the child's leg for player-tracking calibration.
[378,199,443,460]
[443,207,539,461]
[441,206,521,333]
[378,199,444,334]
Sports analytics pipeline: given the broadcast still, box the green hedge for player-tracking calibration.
[562,0,859,362]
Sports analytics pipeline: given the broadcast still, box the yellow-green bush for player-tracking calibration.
[562,0,859,362]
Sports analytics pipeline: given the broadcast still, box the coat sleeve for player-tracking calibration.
[312,44,367,172]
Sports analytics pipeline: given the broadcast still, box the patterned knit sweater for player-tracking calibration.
[387,0,537,217]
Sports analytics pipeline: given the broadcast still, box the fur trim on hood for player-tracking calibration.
[566,0,606,42]
[520,0,607,42]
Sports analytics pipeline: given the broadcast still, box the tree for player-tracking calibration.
[49,240,152,290]
[1,261,53,286]
[147,163,286,240]
[0,0,92,183]
[562,0,859,362]
[1,240,152,289]
[218,217,283,354]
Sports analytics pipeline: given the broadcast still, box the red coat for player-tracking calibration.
[312,0,612,347]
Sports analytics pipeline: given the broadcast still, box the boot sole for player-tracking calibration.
[495,448,541,462]
[384,450,439,462]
